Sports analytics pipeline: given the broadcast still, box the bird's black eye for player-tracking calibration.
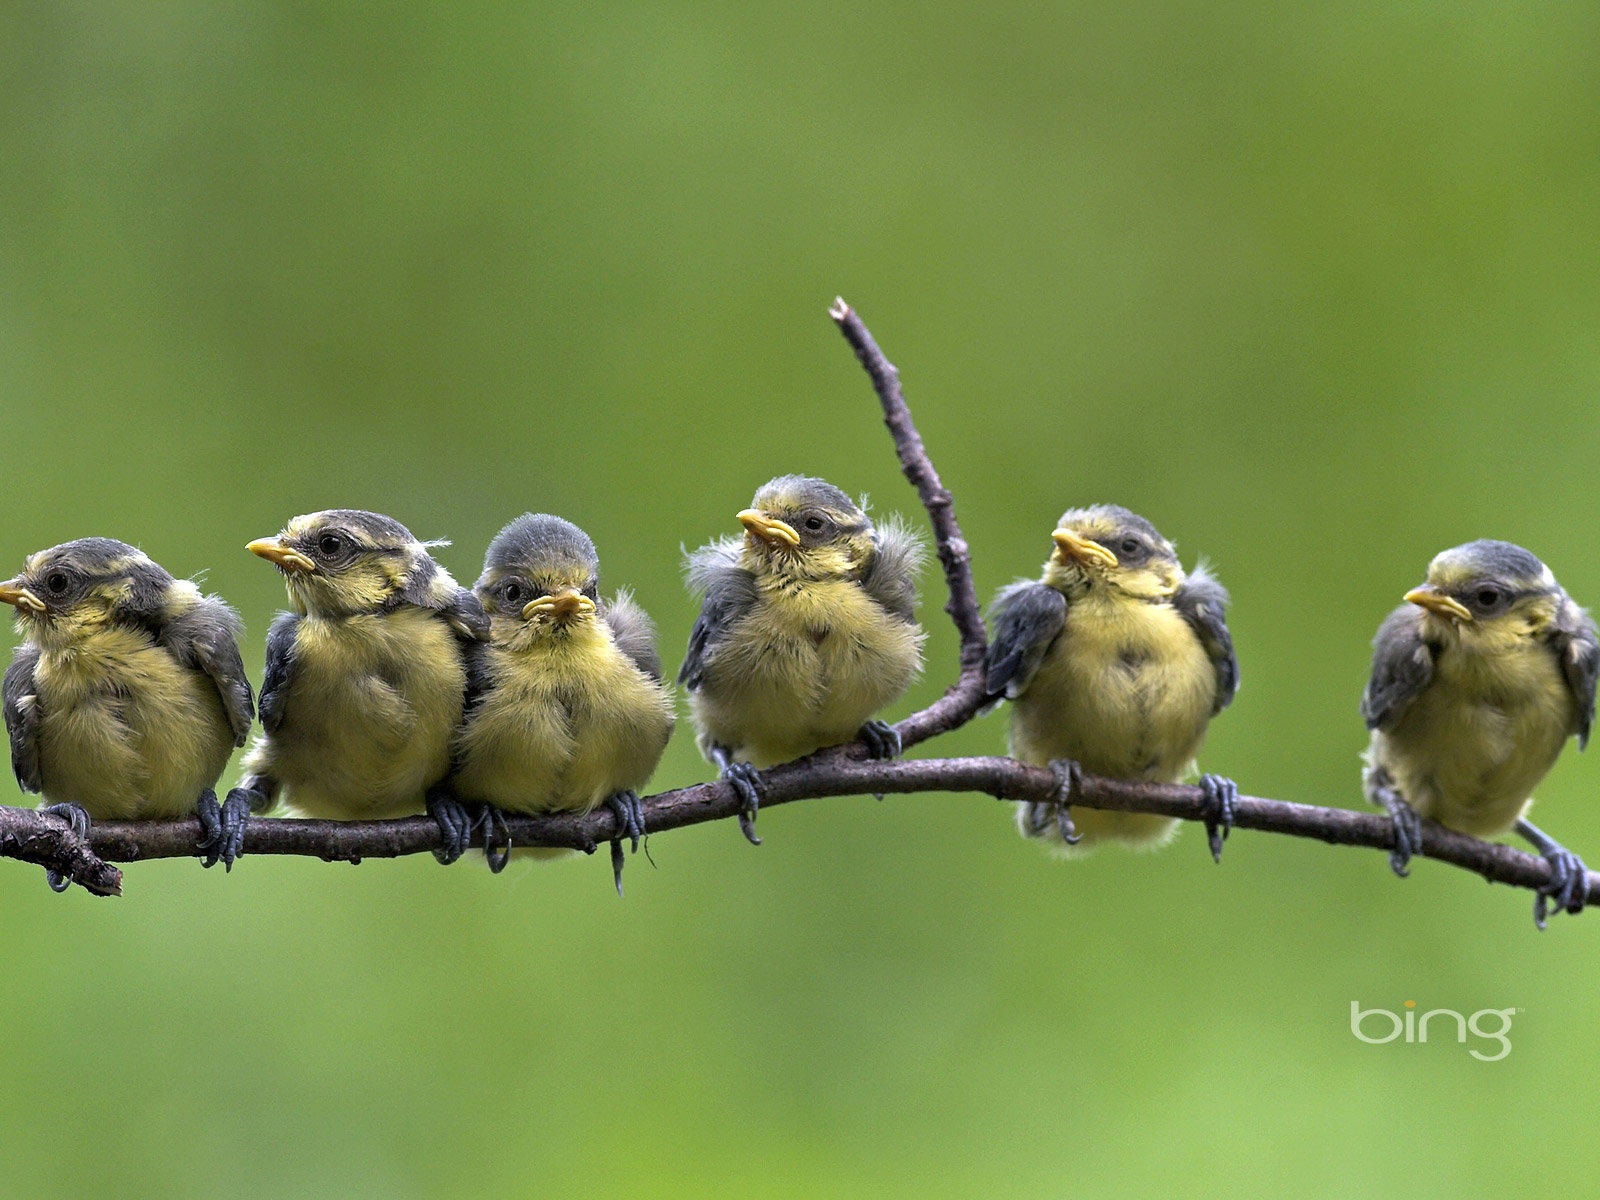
[45,571,69,595]
[317,533,343,557]
[804,515,826,532]
[1476,587,1502,608]
[503,581,523,605]
[1119,538,1140,556]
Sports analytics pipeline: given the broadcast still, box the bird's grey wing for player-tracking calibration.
[1361,604,1435,730]
[396,559,490,643]
[161,596,256,746]
[1552,596,1600,749]
[678,540,756,690]
[441,587,489,644]
[257,612,302,734]
[459,637,494,723]
[3,645,42,793]
[1173,565,1240,715]
[984,582,1067,702]
[604,591,663,683]
[859,517,926,624]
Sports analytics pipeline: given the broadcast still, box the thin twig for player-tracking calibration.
[829,297,988,747]
[0,805,122,895]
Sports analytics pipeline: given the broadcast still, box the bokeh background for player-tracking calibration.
[2,3,1596,1196]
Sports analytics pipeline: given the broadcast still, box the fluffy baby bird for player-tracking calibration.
[1362,540,1598,928]
[0,538,254,887]
[681,475,925,843]
[226,510,486,862]
[985,505,1240,859]
[445,514,674,889]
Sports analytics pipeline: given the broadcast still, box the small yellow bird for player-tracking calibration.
[0,538,254,886]
[444,513,674,889]
[984,505,1240,859]
[680,475,925,842]
[226,510,486,862]
[1362,539,1598,927]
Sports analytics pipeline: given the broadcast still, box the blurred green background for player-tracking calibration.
[2,2,1596,1195]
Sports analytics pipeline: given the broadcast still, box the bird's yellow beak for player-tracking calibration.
[521,589,596,624]
[1405,585,1473,623]
[248,537,316,574]
[0,578,46,613]
[738,509,801,549]
[1051,529,1119,569]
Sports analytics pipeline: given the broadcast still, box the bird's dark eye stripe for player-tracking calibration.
[1456,585,1542,607]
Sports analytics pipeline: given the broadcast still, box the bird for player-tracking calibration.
[443,513,675,890]
[224,509,487,864]
[0,538,254,887]
[984,504,1240,860]
[680,475,925,843]
[1361,539,1598,928]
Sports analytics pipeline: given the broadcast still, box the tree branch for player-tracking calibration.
[2,758,1594,909]
[1,298,1593,927]
[0,805,122,895]
[829,297,988,747]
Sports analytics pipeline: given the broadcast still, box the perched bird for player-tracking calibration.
[445,514,674,890]
[226,510,486,863]
[1362,539,1598,928]
[984,505,1240,859]
[0,538,254,887]
[680,475,925,842]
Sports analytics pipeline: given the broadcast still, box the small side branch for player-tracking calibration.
[0,805,122,896]
[830,298,988,747]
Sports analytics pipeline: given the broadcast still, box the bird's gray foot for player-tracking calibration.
[427,786,475,866]
[1198,774,1239,864]
[1372,785,1421,878]
[41,802,91,893]
[1036,759,1083,845]
[604,789,645,896]
[481,804,512,874]
[1517,819,1589,931]
[218,788,253,870]
[710,745,764,846]
[605,790,645,854]
[195,788,225,869]
[858,719,902,760]
[197,788,255,870]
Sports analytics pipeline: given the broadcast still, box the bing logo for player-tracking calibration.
[1349,1000,1516,1061]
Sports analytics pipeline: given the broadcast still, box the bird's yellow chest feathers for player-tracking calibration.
[248,608,466,820]
[1010,591,1215,782]
[1372,634,1576,836]
[452,631,674,815]
[33,625,235,818]
[692,576,923,766]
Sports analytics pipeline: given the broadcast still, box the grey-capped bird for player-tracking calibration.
[680,475,925,843]
[984,505,1240,859]
[441,514,675,889]
[0,538,254,887]
[1362,539,1598,928]
[224,510,486,863]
